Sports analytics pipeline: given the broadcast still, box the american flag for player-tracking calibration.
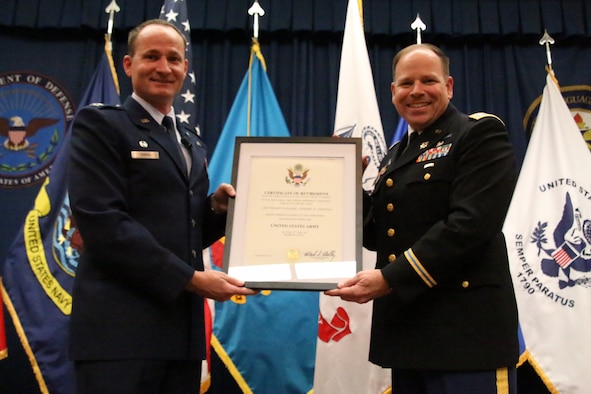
[159,0,199,135]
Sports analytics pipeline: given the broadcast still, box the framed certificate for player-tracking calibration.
[222,136,362,291]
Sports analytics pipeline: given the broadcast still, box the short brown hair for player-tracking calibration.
[392,44,450,80]
[127,19,187,56]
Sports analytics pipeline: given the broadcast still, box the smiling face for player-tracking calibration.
[391,47,453,131]
[123,23,188,114]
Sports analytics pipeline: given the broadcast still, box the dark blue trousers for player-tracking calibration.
[74,359,202,394]
[391,367,517,394]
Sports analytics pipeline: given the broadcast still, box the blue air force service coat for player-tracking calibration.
[365,104,519,370]
[68,98,225,361]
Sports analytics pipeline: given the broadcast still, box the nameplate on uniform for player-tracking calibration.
[131,151,159,159]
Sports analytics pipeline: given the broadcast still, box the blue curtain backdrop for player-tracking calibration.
[1,0,590,393]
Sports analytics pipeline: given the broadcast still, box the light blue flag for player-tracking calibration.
[207,41,319,394]
[207,40,290,194]
[2,42,120,394]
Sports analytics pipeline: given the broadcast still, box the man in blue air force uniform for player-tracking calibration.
[68,19,256,394]
[326,44,519,393]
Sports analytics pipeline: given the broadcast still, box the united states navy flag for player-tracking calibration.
[2,41,119,394]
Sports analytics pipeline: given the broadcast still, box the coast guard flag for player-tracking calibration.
[2,43,119,394]
[160,0,199,134]
[207,41,319,393]
[503,73,591,393]
[314,0,390,393]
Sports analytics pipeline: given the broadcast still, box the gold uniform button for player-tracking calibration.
[386,178,394,187]
[388,254,396,263]
[461,281,470,288]
[386,203,394,212]
[387,228,395,237]
[424,173,431,181]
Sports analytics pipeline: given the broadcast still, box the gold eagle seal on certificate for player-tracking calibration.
[286,163,310,186]
[287,248,300,262]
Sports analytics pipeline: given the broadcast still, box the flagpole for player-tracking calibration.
[391,15,425,146]
[104,0,120,96]
[539,30,556,80]
[104,0,120,52]
[247,1,265,137]
[248,0,265,40]
[411,14,426,44]
[357,0,363,26]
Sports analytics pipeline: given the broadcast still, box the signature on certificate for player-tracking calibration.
[303,249,336,261]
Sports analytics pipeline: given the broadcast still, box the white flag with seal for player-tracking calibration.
[504,73,591,394]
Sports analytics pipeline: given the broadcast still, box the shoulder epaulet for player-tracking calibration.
[88,103,122,110]
[469,112,505,126]
[181,124,201,138]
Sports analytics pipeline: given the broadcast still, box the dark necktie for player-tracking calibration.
[401,131,418,154]
[162,115,176,140]
[162,116,188,173]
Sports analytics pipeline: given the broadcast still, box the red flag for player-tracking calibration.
[0,281,7,360]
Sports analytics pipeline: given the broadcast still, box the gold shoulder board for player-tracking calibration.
[469,112,505,126]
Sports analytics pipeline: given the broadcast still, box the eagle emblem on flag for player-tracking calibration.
[1,115,58,151]
[531,192,591,289]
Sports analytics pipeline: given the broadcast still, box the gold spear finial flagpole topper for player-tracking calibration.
[105,0,121,52]
[411,14,426,44]
[539,29,556,75]
[248,0,265,40]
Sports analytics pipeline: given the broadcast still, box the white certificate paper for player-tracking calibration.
[223,137,362,290]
